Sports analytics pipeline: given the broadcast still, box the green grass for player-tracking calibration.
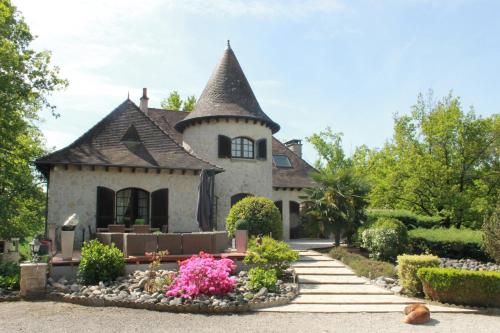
[409,227,483,244]
[329,247,396,279]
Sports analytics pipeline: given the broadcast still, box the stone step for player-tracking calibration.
[294,267,356,275]
[298,255,335,262]
[291,294,423,304]
[299,275,367,284]
[256,303,477,313]
[292,261,345,268]
[299,283,392,295]
[297,251,323,256]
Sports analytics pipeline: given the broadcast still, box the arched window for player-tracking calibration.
[116,188,149,227]
[231,193,253,207]
[231,137,254,159]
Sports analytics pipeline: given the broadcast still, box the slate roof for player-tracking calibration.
[35,100,223,175]
[151,108,316,189]
[175,44,280,134]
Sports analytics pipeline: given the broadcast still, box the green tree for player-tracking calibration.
[0,0,67,239]
[357,92,499,228]
[302,129,369,246]
[160,90,196,112]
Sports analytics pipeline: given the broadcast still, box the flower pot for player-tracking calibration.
[235,230,248,253]
[61,230,75,260]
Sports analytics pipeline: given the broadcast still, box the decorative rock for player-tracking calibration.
[169,298,183,306]
[254,287,268,298]
[390,286,403,293]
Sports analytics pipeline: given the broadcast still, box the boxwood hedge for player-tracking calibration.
[417,267,500,307]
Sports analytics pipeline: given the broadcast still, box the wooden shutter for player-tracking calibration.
[151,189,168,231]
[96,186,115,228]
[218,135,231,158]
[257,138,267,160]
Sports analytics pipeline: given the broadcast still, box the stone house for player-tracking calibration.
[35,43,316,243]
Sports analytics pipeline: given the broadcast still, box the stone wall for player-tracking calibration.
[48,166,200,245]
[182,119,273,230]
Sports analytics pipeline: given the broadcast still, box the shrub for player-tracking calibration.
[361,218,408,261]
[366,209,442,229]
[408,228,487,261]
[226,196,282,239]
[397,254,440,296]
[134,218,145,225]
[166,252,236,299]
[417,267,500,307]
[78,240,126,285]
[234,219,249,231]
[482,205,500,263]
[247,267,278,292]
[0,261,20,290]
[329,247,396,278]
[244,236,299,276]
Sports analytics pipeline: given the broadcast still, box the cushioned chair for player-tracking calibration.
[95,233,124,252]
[133,225,151,234]
[181,232,214,254]
[124,233,157,257]
[211,231,231,253]
[157,233,183,255]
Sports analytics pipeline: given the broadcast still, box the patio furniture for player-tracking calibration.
[95,233,124,252]
[133,225,151,233]
[157,233,182,255]
[181,232,214,254]
[212,231,231,253]
[124,233,157,257]
[108,224,126,233]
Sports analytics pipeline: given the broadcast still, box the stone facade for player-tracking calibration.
[48,165,200,245]
[182,119,274,231]
[272,189,306,240]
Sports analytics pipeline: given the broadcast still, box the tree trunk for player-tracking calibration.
[334,230,341,247]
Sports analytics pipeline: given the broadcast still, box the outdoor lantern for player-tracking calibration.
[30,238,41,262]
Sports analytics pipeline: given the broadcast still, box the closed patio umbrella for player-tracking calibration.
[196,169,212,231]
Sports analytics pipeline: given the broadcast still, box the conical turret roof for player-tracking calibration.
[175,42,280,133]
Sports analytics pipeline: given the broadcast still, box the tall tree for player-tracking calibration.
[0,0,67,239]
[302,129,369,246]
[357,92,499,228]
[160,90,196,112]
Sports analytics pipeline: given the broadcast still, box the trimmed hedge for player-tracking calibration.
[330,247,396,279]
[417,267,500,307]
[408,228,488,261]
[367,209,442,229]
[397,254,440,296]
[226,196,282,239]
[361,218,408,261]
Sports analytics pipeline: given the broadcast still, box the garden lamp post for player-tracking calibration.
[30,238,41,263]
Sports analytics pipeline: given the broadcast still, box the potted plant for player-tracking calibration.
[133,218,150,233]
[61,214,79,260]
[234,219,248,253]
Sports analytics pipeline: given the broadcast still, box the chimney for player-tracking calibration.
[139,88,149,112]
[285,139,302,158]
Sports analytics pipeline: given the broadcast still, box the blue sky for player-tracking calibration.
[14,0,500,163]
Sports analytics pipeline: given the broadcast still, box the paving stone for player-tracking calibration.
[291,294,424,304]
[257,303,477,313]
[297,251,324,256]
[299,275,367,284]
[299,284,392,295]
[298,256,335,262]
[293,267,356,275]
[293,261,345,268]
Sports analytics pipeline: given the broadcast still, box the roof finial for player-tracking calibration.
[127,91,130,100]
[227,40,231,49]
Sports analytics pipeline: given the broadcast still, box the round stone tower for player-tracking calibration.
[175,42,280,230]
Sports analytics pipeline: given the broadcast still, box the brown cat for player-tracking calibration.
[403,304,431,324]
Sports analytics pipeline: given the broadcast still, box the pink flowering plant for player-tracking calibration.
[166,252,237,299]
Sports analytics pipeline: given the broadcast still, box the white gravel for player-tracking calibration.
[0,301,498,333]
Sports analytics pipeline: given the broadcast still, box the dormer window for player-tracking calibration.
[231,137,254,159]
[273,154,292,168]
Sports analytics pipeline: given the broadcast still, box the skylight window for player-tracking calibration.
[273,154,292,168]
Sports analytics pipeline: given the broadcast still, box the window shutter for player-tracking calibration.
[218,135,231,158]
[96,186,115,228]
[151,189,169,232]
[257,138,267,160]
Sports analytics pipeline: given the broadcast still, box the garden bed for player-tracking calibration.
[45,269,298,313]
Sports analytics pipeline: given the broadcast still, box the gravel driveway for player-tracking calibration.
[0,301,498,333]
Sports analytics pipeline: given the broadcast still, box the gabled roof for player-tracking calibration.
[271,138,317,188]
[175,44,280,134]
[150,108,316,188]
[35,100,223,175]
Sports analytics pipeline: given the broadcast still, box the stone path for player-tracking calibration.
[258,250,478,313]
